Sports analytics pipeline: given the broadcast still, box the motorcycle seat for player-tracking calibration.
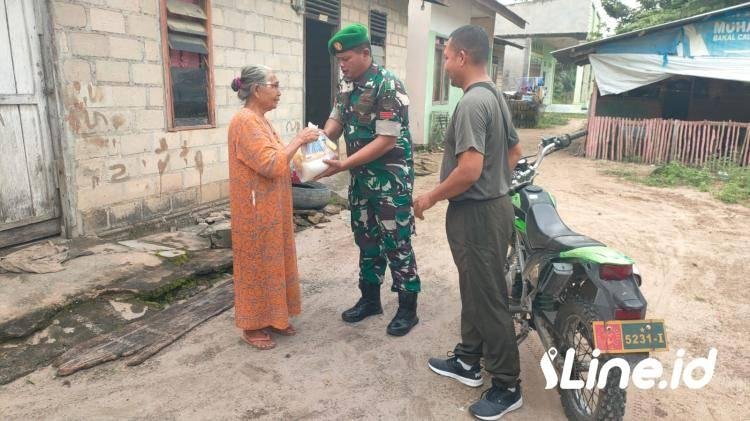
[526,203,603,251]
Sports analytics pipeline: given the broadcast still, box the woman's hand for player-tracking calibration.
[285,128,322,163]
[294,127,321,146]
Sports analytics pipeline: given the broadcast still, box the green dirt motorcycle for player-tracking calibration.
[508,130,667,421]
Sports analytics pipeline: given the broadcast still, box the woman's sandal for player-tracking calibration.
[242,329,276,350]
[268,324,297,336]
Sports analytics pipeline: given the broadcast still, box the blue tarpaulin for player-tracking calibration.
[597,28,683,56]
[685,9,750,56]
[593,9,750,58]
[585,8,750,95]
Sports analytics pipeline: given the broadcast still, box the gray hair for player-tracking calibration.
[231,65,272,101]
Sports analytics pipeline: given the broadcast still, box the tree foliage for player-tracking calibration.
[601,0,748,33]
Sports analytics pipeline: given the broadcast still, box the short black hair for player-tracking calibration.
[449,25,490,64]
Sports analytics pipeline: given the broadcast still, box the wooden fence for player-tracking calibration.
[586,117,750,167]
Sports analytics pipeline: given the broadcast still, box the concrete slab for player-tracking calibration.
[117,240,174,253]
[0,248,163,340]
[0,233,231,342]
[139,231,211,252]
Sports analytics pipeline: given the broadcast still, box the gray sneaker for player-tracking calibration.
[469,381,523,420]
[427,355,483,387]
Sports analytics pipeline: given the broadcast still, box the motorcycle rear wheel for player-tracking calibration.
[555,297,626,421]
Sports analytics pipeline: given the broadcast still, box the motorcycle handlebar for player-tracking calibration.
[567,129,588,142]
[542,129,589,148]
[514,130,591,186]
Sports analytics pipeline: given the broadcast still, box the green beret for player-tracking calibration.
[328,23,369,55]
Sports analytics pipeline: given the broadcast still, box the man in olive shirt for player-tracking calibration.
[413,25,523,420]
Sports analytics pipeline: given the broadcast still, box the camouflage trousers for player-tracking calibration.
[349,186,421,293]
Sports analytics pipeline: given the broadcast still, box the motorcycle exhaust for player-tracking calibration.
[540,262,574,300]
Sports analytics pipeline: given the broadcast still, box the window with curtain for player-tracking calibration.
[161,0,215,130]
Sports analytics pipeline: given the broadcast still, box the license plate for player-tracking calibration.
[592,320,668,353]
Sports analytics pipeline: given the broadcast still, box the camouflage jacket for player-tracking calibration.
[330,63,414,197]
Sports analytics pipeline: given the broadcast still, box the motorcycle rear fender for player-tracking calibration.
[579,261,648,320]
[527,246,648,320]
[552,247,645,318]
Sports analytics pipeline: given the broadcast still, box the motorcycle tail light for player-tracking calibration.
[600,264,633,280]
[615,308,642,320]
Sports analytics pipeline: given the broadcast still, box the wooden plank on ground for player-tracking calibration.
[54,279,235,376]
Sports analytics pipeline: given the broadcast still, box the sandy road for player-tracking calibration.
[1,120,747,420]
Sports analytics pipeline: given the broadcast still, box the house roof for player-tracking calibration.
[552,2,750,65]
[493,37,525,50]
[476,0,527,29]
[423,0,526,29]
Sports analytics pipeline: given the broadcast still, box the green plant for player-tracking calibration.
[602,0,747,34]
[166,252,190,266]
[715,165,750,203]
[553,62,577,104]
[604,160,750,205]
[644,162,713,191]
[429,111,450,149]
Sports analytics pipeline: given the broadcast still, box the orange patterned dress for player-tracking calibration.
[228,108,300,331]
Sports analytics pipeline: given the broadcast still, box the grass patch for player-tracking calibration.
[644,162,713,191]
[606,161,750,205]
[165,252,190,266]
[536,112,586,129]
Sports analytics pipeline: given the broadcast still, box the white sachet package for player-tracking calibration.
[293,123,338,182]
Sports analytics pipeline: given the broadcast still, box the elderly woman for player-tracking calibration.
[228,65,319,350]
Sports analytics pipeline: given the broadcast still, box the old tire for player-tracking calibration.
[292,181,331,210]
[555,297,627,421]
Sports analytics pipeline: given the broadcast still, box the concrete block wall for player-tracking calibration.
[51,0,305,236]
[211,0,305,136]
[494,0,594,37]
[51,0,408,237]
[341,0,409,82]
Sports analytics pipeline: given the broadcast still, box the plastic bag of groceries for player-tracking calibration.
[292,123,338,182]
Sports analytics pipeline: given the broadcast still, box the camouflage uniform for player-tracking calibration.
[330,63,421,293]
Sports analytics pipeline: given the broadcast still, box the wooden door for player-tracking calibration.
[0,0,60,248]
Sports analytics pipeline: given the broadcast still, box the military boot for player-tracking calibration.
[386,291,419,336]
[341,281,383,323]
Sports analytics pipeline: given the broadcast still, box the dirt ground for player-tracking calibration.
[1,120,748,420]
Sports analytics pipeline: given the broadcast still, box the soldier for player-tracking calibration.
[316,24,421,337]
